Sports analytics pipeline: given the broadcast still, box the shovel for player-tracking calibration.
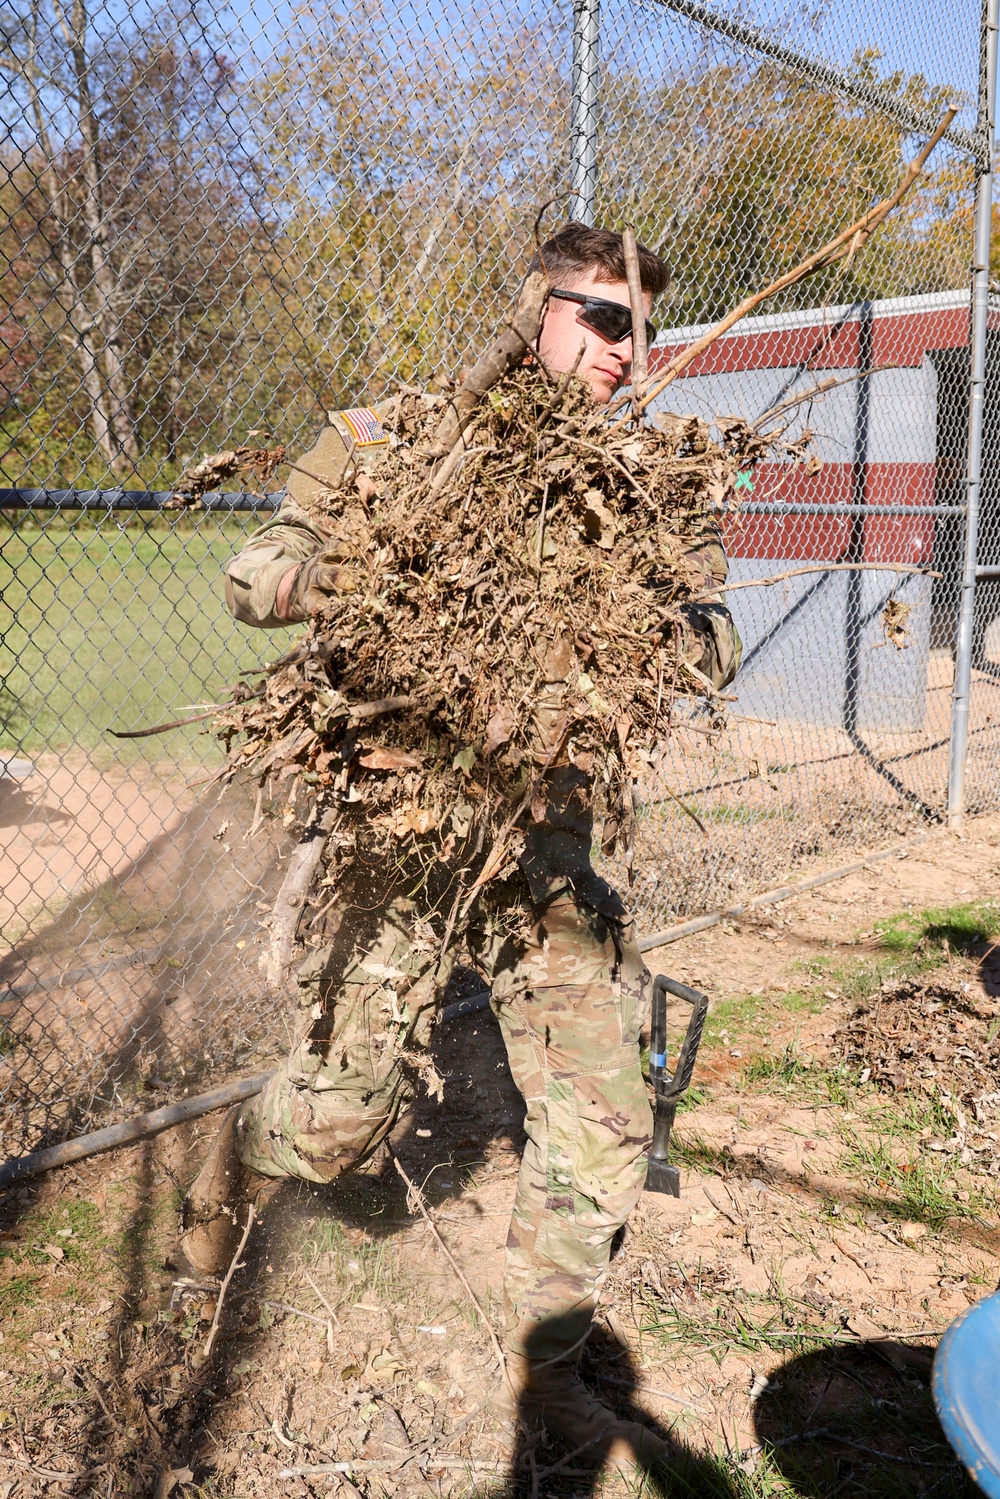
[644,975,710,1197]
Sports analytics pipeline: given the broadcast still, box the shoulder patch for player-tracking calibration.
[335,407,387,446]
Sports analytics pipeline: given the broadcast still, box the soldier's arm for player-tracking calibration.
[225,501,330,628]
[225,405,391,629]
[675,520,742,690]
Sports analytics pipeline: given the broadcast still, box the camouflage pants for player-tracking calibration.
[237,876,653,1362]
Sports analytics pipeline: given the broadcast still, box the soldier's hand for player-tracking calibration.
[285,543,357,621]
[676,601,742,691]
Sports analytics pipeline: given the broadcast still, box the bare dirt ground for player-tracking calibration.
[0,756,186,942]
[1,817,999,1497]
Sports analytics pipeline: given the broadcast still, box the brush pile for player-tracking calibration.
[211,351,813,892]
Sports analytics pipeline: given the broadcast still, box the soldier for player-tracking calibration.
[181,222,740,1472]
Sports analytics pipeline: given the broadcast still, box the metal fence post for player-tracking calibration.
[948,0,999,824]
[569,0,600,224]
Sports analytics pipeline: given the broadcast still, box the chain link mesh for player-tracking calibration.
[0,0,992,1154]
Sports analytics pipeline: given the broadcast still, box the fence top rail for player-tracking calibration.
[651,0,983,164]
[0,489,281,513]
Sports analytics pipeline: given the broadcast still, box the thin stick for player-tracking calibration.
[751,365,902,432]
[203,1204,255,1358]
[658,780,708,834]
[267,806,338,990]
[693,561,941,600]
[609,109,955,423]
[302,1268,342,1356]
[535,481,549,564]
[424,271,551,459]
[389,1148,510,1387]
[622,225,648,416]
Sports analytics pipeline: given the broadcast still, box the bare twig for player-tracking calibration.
[694,562,941,601]
[302,1266,343,1349]
[389,1148,510,1388]
[622,225,648,417]
[770,1428,948,1467]
[263,1300,330,1328]
[595,1373,707,1413]
[203,1204,256,1358]
[703,1186,744,1227]
[609,109,955,423]
[751,365,902,432]
[425,271,551,460]
[277,1459,506,1477]
[656,779,709,834]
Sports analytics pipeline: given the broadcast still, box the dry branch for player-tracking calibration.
[622,225,648,411]
[423,270,550,458]
[695,561,941,600]
[203,1203,255,1357]
[267,807,339,989]
[389,1148,510,1387]
[609,108,955,422]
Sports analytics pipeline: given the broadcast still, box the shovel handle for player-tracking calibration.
[649,975,709,1105]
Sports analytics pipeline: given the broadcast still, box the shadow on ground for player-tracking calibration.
[754,1342,973,1499]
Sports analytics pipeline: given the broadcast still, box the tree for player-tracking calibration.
[1,0,138,472]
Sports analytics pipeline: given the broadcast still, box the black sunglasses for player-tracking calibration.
[549,288,657,347]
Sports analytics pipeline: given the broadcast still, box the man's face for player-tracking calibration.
[536,269,654,405]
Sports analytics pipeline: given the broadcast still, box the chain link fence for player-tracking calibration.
[0,0,995,1156]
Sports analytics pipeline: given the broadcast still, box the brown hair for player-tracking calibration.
[526,221,669,296]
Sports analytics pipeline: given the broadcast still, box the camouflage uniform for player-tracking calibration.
[224,405,740,1362]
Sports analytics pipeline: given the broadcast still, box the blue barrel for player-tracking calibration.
[932,1290,1000,1496]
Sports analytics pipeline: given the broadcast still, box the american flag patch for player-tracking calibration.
[339,406,387,446]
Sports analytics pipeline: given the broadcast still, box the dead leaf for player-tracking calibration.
[882,595,911,650]
[484,705,515,754]
[41,1243,65,1262]
[579,491,618,549]
[358,746,423,772]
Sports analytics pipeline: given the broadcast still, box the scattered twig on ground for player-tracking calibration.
[263,1301,330,1328]
[769,1427,950,1467]
[594,1374,707,1413]
[203,1203,256,1358]
[302,1266,343,1351]
[702,1186,744,1228]
[389,1148,509,1387]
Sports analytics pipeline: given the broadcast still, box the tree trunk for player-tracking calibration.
[21,10,117,467]
[62,0,138,470]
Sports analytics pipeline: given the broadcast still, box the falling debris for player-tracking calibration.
[210,363,812,898]
[169,445,286,509]
[881,595,911,650]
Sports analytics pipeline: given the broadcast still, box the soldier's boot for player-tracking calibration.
[177,1106,271,1278]
[503,1354,670,1475]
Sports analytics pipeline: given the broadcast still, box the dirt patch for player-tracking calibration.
[2,815,1000,1495]
[0,753,188,941]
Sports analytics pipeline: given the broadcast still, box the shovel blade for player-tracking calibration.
[645,1157,681,1197]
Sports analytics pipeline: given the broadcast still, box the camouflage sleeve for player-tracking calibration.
[676,519,743,690]
[227,404,393,628]
[225,499,331,628]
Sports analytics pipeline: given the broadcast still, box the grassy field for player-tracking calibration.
[0,512,298,764]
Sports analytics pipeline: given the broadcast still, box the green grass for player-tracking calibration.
[839,1121,984,1227]
[299,1215,398,1306]
[0,1273,41,1319]
[831,898,1000,1003]
[0,513,297,762]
